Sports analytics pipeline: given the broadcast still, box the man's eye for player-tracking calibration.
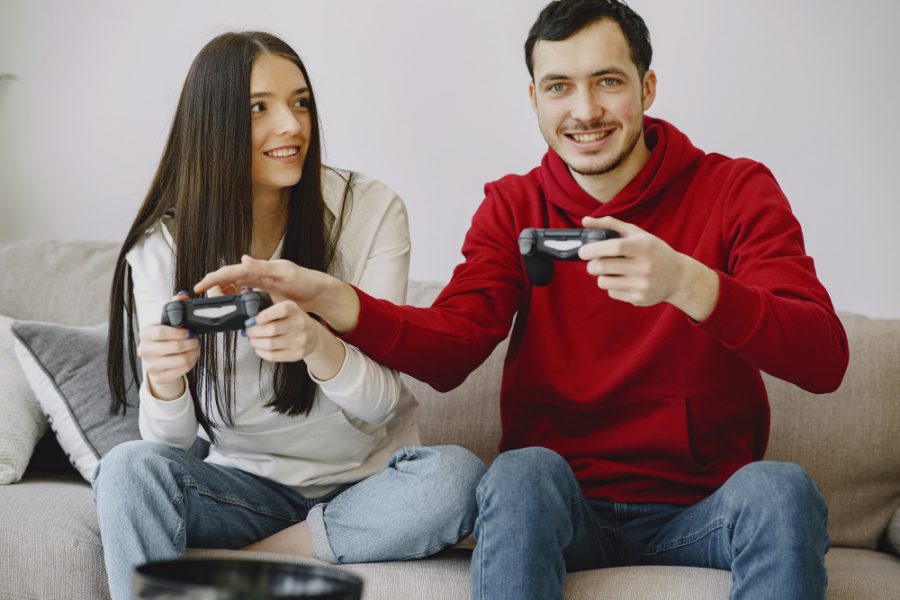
[549,83,566,93]
[250,102,265,114]
[601,78,619,87]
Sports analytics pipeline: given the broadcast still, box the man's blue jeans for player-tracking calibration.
[93,440,485,600]
[472,447,829,600]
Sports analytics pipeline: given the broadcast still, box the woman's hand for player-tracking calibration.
[137,293,200,400]
[195,255,361,334]
[246,300,346,381]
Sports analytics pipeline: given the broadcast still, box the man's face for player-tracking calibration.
[529,19,656,179]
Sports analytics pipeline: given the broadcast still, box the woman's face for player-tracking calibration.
[249,53,312,195]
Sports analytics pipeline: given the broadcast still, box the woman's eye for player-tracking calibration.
[250,102,265,114]
[294,97,310,109]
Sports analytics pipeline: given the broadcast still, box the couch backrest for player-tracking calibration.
[0,239,119,325]
[1,239,897,551]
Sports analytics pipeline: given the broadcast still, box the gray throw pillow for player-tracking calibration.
[10,321,206,481]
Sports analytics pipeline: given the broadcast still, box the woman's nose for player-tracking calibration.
[275,106,303,136]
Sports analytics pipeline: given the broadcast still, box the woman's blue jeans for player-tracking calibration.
[93,440,485,600]
[472,447,829,600]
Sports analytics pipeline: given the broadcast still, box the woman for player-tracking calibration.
[95,31,484,600]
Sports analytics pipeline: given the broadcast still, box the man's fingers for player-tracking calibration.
[579,238,628,260]
[585,257,633,276]
[193,263,255,295]
[193,255,285,295]
[582,215,635,234]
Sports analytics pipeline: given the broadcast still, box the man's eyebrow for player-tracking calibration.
[250,87,309,99]
[537,67,630,87]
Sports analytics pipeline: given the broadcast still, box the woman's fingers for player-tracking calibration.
[144,348,200,374]
[140,324,194,344]
[244,301,317,363]
[138,320,200,386]
[137,337,199,359]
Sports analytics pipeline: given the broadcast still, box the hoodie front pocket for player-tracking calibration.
[511,394,703,470]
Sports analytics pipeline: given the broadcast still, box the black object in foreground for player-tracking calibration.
[134,559,363,599]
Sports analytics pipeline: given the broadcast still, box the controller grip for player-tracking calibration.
[518,228,538,256]
[524,256,554,287]
[242,291,272,318]
[161,301,185,328]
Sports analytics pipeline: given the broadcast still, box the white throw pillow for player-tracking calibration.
[0,315,47,484]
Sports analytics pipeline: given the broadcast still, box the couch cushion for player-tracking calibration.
[2,475,898,600]
[765,311,900,550]
[194,546,900,600]
[0,475,109,600]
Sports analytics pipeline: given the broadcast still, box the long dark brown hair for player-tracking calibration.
[107,31,351,442]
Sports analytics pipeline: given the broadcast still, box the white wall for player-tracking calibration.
[1,0,898,318]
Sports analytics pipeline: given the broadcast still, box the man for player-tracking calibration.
[197,1,848,598]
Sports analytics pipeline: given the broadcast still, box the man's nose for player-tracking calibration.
[569,87,603,124]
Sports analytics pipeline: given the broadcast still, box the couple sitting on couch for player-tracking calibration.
[93,1,849,600]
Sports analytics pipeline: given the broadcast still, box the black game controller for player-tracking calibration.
[161,289,273,334]
[519,228,621,286]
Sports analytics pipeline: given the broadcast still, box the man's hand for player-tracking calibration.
[195,256,322,308]
[579,216,719,322]
[195,255,361,334]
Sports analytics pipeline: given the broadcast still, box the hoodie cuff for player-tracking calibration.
[339,286,403,361]
[694,270,764,349]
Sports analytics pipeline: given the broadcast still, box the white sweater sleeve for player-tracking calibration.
[312,180,411,425]
[127,228,201,449]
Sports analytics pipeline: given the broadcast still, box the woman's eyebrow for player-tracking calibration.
[250,87,309,99]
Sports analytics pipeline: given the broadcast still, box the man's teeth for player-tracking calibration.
[572,131,610,143]
[266,147,299,158]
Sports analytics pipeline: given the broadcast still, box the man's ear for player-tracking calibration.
[528,80,538,114]
[642,69,657,111]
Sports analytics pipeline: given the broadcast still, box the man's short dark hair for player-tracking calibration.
[525,0,652,80]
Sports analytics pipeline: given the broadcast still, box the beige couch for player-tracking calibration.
[1,238,898,599]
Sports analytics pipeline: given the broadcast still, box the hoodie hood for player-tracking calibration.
[539,116,705,220]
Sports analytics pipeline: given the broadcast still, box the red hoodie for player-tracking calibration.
[344,117,848,504]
